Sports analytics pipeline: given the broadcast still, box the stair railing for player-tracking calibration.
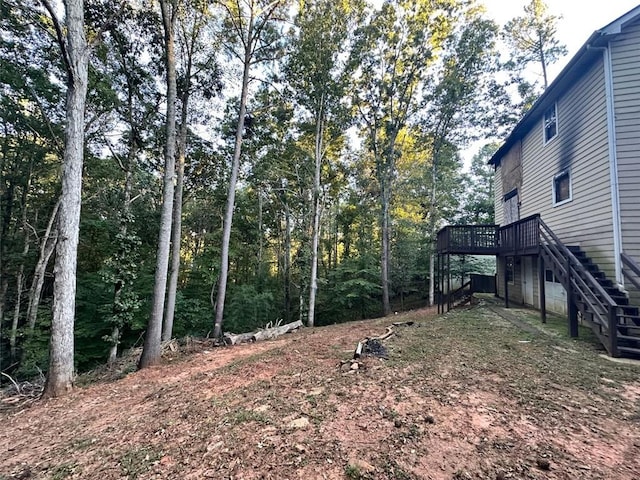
[447,280,472,311]
[621,252,640,290]
[538,218,618,356]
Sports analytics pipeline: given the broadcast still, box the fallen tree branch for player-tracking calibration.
[223,320,303,346]
[343,321,419,372]
[1,372,21,395]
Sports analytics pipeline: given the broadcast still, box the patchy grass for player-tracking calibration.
[2,303,640,479]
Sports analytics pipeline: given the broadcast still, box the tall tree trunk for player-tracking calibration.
[139,0,177,368]
[308,103,324,328]
[213,20,253,339]
[44,0,89,398]
[107,147,135,365]
[10,256,27,362]
[10,190,31,360]
[428,154,438,307]
[381,177,391,316]
[163,104,188,341]
[27,199,59,331]
[284,201,291,323]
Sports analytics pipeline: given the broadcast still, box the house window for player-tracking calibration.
[543,104,558,143]
[545,269,561,283]
[506,256,514,284]
[553,170,572,205]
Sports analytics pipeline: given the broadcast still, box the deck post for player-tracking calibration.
[447,254,451,312]
[436,253,441,314]
[609,306,618,357]
[538,254,546,323]
[567,256,578,337]
[568,298,579,337]
[503,256,509,308]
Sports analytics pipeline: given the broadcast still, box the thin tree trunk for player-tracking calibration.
[163,104,188,342]
[27,200,59,331]
[284,201,291,323]
[213,19,253,339]
[44,0,89,398]
[10,188,31,360]
[10,257,27,361]
[308,101,324,328]
[539,38,548,89]
[428,155,438,307]
[139,0,177,368]
[107,147,135,365]
[381,178,391,316]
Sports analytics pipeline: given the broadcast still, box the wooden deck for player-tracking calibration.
[437,215,541,256]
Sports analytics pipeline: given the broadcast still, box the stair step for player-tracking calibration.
[612,297,629,306]
[618,346,640,356]
[616,334,640,343]
[620,306,640,315]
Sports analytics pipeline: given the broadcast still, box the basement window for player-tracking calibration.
[543,103,558,143]
[553,170,572,206]
[545,269,561,283]
[506,256,515,284]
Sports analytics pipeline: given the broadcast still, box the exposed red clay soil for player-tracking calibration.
[2,304,640,480]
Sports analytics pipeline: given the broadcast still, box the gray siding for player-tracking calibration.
[518,58,615,278]
[611,18,640,296]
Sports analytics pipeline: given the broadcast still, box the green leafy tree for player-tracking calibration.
[286,0,363,326]
[213,0,289,338]
[459,143,498,224]
[503,0,567,90]
[350,0,460,315]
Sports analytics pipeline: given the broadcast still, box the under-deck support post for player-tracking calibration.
[538,254,546,323]
[609,307,618,357]
[447,254,451,312]
[436,253,441,314]
[567,256,579,337]
[503,256,509,308]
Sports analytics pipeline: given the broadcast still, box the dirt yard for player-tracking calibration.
[2,299,640,479]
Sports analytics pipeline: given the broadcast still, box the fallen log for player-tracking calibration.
[252,320,303,342]
[223,331,256,346]
[223,320,304,345]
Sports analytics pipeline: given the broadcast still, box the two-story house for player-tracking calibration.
[436,5,640,357]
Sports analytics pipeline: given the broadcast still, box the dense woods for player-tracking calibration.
[0,0,565,394]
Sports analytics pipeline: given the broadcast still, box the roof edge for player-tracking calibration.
[489,5,640,167]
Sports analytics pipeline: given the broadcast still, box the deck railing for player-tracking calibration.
[499,214,540,255]
[436,224,499,254]
[437,215,620,356]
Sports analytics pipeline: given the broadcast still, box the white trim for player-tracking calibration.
[552,169,572,207]
[603,43,623,286]
[543,103,558,145]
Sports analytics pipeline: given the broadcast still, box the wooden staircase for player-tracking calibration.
[567,246,640,357]
[436,215,640,357]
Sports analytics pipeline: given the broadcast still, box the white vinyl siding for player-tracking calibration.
[611,18,640,290]
[518,57,615,278]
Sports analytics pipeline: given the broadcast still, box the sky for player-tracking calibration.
[482,0,640,83]
[459,0,640,167]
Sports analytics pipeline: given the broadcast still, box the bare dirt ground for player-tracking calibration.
[2,300,640,480]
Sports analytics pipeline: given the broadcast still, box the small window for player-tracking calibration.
[553,170,572,205]
[545,269,561,283]
[506,256,514,284]
[543,104,558,143]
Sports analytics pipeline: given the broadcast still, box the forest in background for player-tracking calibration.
[0,0,565,391]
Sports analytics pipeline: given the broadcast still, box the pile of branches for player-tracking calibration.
[340,321,415,372]
[0,372,45,412]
